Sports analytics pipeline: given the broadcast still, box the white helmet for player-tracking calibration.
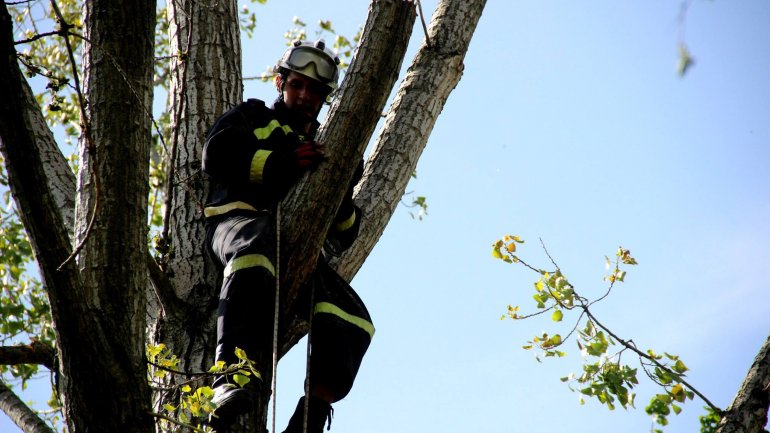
[275,39,341,92]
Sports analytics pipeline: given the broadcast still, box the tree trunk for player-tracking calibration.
[58,0,156,431]
[717,333,770,433]
[148,0,246,430]
[150,0,241,382]
[332,0,488,281]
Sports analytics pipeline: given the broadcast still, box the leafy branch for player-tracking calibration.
[492,235,722,431]
[146,344,261,432]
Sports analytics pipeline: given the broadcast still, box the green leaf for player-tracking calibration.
[233,374,250,388]
[197,386,214,398]
[551,309,564,322]
[234,347,248,360]
[209,360,226,372]
[671,403,682,415]
[673,359,689,374]
[181,384,192,393]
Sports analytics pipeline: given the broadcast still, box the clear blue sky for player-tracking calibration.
[3,1,769,432]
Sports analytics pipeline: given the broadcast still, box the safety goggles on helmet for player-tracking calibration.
[285,46,338,83]
[276,39,340,91]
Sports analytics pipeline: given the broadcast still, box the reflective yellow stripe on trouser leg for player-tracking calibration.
[314,302,375,339]
[224,254,276,279]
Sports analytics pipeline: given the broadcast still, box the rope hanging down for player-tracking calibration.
[271,205,282,433]
[271,204,317,433]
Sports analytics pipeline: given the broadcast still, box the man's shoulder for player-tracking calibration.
[228,98,276,125]
[238,98,271,115]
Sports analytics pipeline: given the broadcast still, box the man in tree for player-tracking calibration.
[202,39,374,433]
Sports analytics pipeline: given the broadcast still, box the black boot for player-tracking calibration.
[211,383,254,421]
[282,396,333,433]
[209,346,262,431]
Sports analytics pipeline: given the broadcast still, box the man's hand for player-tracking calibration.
[293,141,325,170]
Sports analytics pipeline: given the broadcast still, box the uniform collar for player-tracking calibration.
[271,98,320,139]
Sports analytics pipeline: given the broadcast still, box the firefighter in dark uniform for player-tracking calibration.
[203,39,373,433]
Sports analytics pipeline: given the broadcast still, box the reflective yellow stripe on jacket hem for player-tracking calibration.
[204,201,258,218]
[314,302,375,339]
[334,209,356,232]
[224,254,275,279]
[250,150,272,184]
[253,119,293,140]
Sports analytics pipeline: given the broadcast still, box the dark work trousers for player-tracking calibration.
[205,211,373,402]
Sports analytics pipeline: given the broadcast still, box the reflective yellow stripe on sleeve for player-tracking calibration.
[224,254,275,279]
[204,201,258,218]
[334,209,357,232]
[250,150,272,183]
[253,119,293,140]
[314,302,375,339]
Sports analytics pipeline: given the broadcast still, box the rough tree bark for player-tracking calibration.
[149,0,242,390]
[331,0,488,281]
[0,380,54,433]
[280,0,417,329]
[0,4,79,430]
[64,0,157,431]
[1,0,158,431]
[717,333,770,433]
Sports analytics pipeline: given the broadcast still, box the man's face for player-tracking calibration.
[278,71,328,120]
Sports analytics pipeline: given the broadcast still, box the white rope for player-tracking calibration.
[302,279,316,433]
[271,205,281,433]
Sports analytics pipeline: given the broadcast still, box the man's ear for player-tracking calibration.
[274,74,283,93]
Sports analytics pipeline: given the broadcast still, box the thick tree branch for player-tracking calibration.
[0,378,56,433]
[0,7,76,229]
[332,0,488,280]
[717,333,770,433]
[280,0,417,306]
[0,341,56,369]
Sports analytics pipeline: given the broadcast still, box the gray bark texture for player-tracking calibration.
[331,0,489,281]
[3,0,159,429]
[149,0,241,387]
[717,333,770,433]
[0,5,78,433]
[279,0,417,308]
[60,0,157,431]
[0,379,54,433]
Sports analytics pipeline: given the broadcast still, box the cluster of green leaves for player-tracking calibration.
[492,236,718,431]
[644,351,695,430]
[147,344,261,432]
[570,320,638,410]
[699,406,722,433]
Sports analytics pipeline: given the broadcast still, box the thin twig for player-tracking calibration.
[415,0,432,48]
[581,306,722,414]
[13,30,62,45]
[149,411,208,433]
